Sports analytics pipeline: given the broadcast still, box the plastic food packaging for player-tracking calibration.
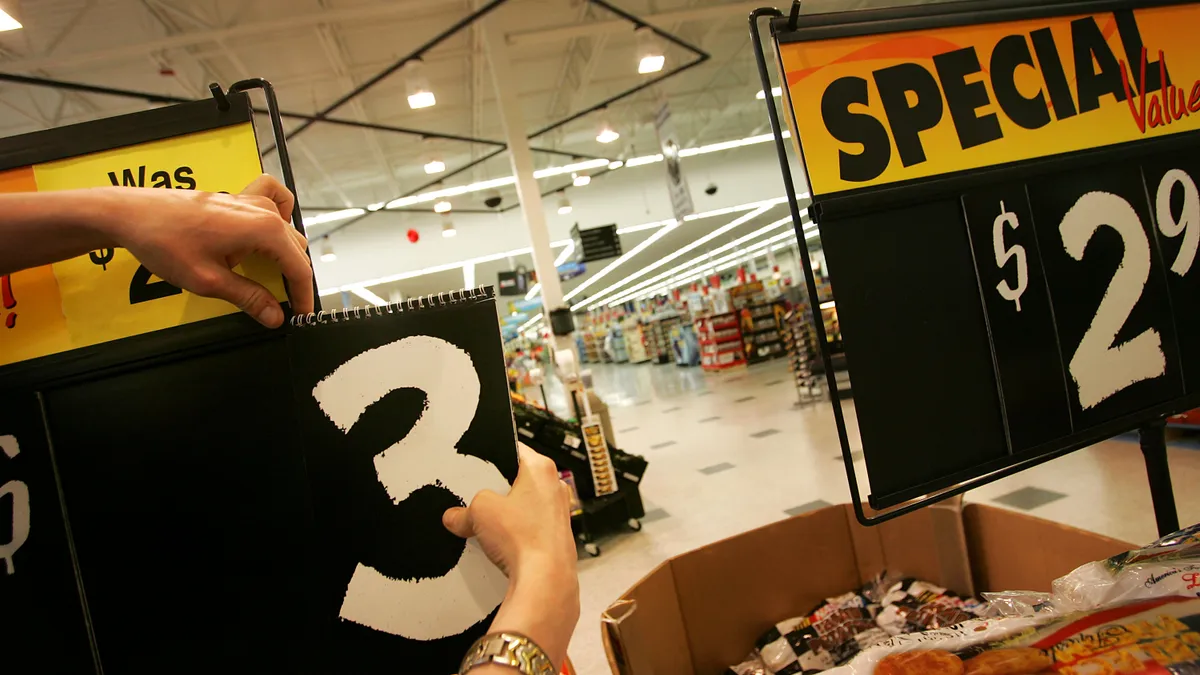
[823,596,1200,674]
[1051,523,1200,613]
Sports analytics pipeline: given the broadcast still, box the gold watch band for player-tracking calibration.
[459,632,556,675]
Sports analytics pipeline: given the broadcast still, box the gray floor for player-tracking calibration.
[527,360,1200,675]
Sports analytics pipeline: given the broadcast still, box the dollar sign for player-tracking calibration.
[89,248,114,271]
[0,435,29,576]
[992,201,1028,312]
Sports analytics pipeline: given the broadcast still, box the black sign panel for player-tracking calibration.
[497,269,530,296]
[572,224,623,262]
[764,0,1200,513]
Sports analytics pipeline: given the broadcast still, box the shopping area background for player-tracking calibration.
[1,1,1199,674]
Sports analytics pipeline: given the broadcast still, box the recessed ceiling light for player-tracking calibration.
[433,199,452,214]
[596,126,620,144]
[442,219,457,238]
[636,27,664,74]
[557,195,573,215]
[424,159,446,174]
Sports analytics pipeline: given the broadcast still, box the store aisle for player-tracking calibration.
[560,360,1200,675]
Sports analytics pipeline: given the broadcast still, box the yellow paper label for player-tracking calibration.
[0,122,285,366]
[779,4,1200,194]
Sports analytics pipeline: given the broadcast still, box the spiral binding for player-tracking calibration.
[289,285,495,327]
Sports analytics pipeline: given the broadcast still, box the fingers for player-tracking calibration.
[254,221,315,316]
[442,506,474,539]
[516,445,559,488]
[199,266,284,327]
[241,174,295,224]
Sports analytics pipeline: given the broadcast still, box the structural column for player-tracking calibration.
[480,18,566,322]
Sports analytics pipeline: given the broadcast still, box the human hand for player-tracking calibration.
[101,174,313,327]
[443,445,579,668]
[443,445,577,583]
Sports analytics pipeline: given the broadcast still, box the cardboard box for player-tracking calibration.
[601,501,1132,675]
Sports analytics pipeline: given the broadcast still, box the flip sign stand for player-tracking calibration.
[751,0,1198,534]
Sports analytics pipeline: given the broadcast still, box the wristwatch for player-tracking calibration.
[459,632,556,675]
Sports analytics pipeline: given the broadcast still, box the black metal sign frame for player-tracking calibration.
[750,0,1190,530]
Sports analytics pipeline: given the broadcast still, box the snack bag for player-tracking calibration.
[1052,523,1200,613]
[829,596,1200,674]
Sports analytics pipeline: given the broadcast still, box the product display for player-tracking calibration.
[740,300,787,364]
[730,575,987,674]
[696,311,746,371]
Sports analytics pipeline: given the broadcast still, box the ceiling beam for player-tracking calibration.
[0,0,449,72]
[506,1,762,48]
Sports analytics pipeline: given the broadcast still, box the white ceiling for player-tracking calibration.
[0,0,774,211]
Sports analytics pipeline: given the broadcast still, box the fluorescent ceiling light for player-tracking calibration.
[678,132,788,158]
[307,208,366,225]
[627,232,799,303]
[367,201,385,212]
[518,312,544,332]
[638,55,665,74]
[570,203,776,309]
[0,10,21,31]
[625,154,662,167]
[572,173,591,187]
[756,87,783,100]
[408,90,436,109]
[424,159,446,174]
[433,199,452,213]
[378,132,787,212]
[608,160,624,170]
[524,283,542,301]
[597,127,620,144]
[350,286,388,306]
[553,241,576,266]
[563,222,680,302]
[595,214,805,308]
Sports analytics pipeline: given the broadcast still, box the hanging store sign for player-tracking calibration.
[572,223,623,262]
[765,0,1200,510]
[778,3,1200,196]
[654,101,695,221]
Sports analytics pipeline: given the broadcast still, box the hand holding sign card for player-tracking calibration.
[288,289,519,673]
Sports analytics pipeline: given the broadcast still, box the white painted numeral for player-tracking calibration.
[1155,169,1199,277]
[312,337,509,641]
[0,434,29,576]
[1060,192,1166,409]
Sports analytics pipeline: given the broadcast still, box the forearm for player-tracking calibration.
[478,560,580,674]
[0,189,122,276]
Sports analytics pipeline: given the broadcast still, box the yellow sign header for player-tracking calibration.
[778,4,1200,195]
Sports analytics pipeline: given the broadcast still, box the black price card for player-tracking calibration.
[962,185,1073,452]
[1028,163,1185,430]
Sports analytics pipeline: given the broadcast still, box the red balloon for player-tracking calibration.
[406,229,419,243]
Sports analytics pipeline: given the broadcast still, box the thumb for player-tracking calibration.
[204,268,284,328]
[442,507,474,539]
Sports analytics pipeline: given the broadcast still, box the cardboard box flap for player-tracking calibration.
[601,561,693,675]
[964,504,1133,593]
[846,497,973,597]
[668,506,862,675]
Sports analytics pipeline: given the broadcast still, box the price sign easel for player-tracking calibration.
[751,0,1198,532]
[0,80,310,673]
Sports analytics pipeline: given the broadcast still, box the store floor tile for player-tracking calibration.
[992,486,1067,511]
[697,391,713,396]
[751,428,780,439]
[785,499,832,517]
[649,441,677,450]
[699,462,735,475]
[640,508,670,524]
[618,426,639,433]
[734,395,756,403]
[698,416,721,423]
[662,406,681,413]
[765,380,784,386]
[832,451,865,462]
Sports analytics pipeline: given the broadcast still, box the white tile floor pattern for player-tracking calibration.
[544,359,1200,675]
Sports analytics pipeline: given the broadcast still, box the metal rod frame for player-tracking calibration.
[0,72,597,160]
[317,0,712,240]
[750,3,1183,529]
